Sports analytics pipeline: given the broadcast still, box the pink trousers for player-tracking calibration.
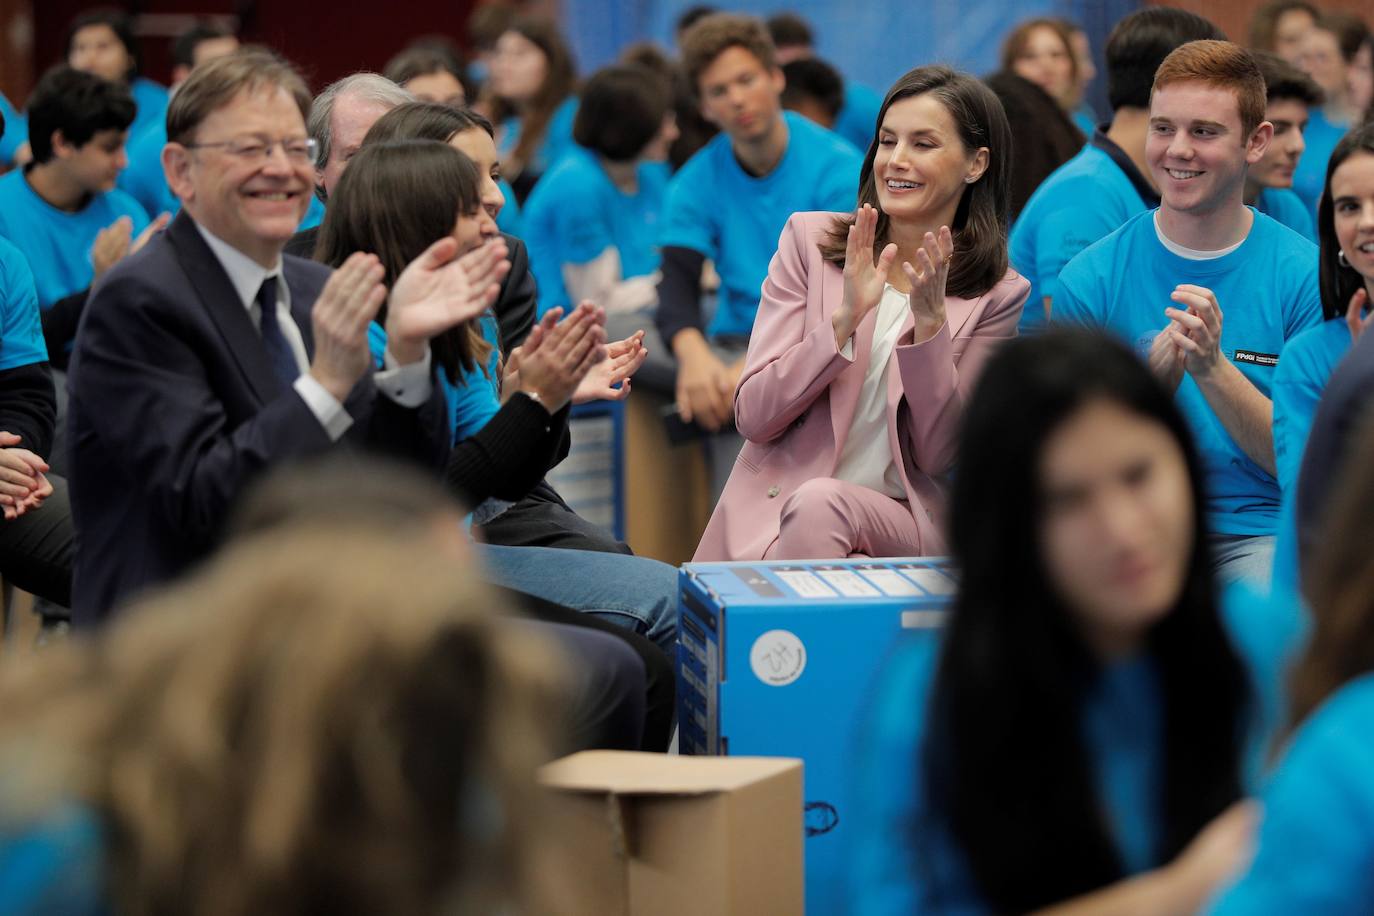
[763,477,925,560]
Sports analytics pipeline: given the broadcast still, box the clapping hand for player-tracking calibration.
[386,236,510,364]
[900,225,953,340]
[0,432,51,521]
[1345,287,1372,345]
[575,329,648,403]
[1164,285,1225,379]
[833,204,898,347]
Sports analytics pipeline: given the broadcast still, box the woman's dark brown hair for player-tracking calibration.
[487,17,576,178]
[1288,413,1374,733]
[818,65,1013,300]
[315,138,492,379]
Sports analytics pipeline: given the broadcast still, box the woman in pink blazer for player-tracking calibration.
[695,66,1029,561]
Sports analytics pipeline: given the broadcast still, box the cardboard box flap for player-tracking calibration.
[540,750,801,796]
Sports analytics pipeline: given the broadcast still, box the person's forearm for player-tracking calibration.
[1031,866,1190,916]
[41,289,90,370]
[1195,361,1277,476]
[655,246,707,345]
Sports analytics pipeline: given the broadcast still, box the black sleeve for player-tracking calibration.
[654,245,708,348]
[443,393,570,507]
[0,362,56,459]
[495,235,538,355]
[41,289,90,371]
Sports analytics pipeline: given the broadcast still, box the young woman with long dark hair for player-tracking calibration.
[694,65,1028,562]
[852,329,1303,914]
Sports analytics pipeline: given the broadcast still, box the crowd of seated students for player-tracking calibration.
[0,2,1370,912]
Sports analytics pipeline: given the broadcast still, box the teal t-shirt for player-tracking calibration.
[1008,136,1157,333]
[1291,107,1347,220]
[128,77,168,145]
[1054,209,1322,536]
[0,238,47,370]
[496,177,522,237]
[0,169,149,310]
[1209,672,1374,914]
[851,580,1303,915]
[498,96,578,179]
[1270,318,1350,596]
[1256,187,1316,243]
[0,93,28,165]
[523,146,669,316]
[659,110,861,339]
[834,81,882,154]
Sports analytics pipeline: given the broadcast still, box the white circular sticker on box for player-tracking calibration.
[750,629,807,687]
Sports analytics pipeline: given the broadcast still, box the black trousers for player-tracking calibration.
[0,473,73,608]
[504,587,674,753]
[479,480,631,555]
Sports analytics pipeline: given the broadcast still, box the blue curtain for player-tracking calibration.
[564,0,1139,114]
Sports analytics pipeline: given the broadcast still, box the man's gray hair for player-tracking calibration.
[307,72,413,170]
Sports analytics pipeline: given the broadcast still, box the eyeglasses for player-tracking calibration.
[184,136,319,165]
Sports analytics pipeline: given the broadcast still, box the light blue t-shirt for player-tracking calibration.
[0,93,28,166]
[523,146,669,316]
[496,177,522,237]
[1055,209,1322,536]
[1270,318,1350,596]
[1072,104,1099,137]
[851,580,1302,915]
[1008,135,1157,333]
[498,96,579,179]
[1291,108,1347,220]
[0,801,106,916]
[834,81,883,154]
[0,238,47,370]
[1256,186,1316,242]
[0,169,149,310]
[128,77,168,144]
[1208,672,1374,914]
[660,110,861,338]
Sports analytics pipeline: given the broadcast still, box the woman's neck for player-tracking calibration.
[601,157,638,194]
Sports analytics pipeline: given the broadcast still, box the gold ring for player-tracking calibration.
[942,254,953,265]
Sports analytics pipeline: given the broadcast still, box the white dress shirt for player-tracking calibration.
[832,283,910,499]
[195,223,433,442]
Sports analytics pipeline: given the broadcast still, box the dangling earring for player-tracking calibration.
[1340,250,1351,268]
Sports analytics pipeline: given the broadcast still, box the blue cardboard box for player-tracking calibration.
[676,557,955,915]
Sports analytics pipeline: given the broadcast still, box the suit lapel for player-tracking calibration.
[166,213,287,404]
[885,291,981,420]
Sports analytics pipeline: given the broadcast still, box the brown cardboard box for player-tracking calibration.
[538,751,804,916]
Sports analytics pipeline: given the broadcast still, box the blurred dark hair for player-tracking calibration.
[1251,49,1324,106]
[573,65,671,162]
[172,20,235,69]
[27,66,136,163]
[1104,8,1224,111]
[781,58,844,123]
[1248,1,1318,51]
[924,328,1247,911]
[66,8,140,79]
[765,12,813,50]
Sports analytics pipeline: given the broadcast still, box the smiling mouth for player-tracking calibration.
[1167,168,1203,180]
[885,179,923,191]
[245,190,301,201]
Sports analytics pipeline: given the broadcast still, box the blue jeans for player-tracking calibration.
[1210,534,1276,587]
[478,544,678,655]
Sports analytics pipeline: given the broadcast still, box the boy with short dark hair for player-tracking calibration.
[1055,40,1323,584]
[1246,50,1324,240]
[0,67,154,365]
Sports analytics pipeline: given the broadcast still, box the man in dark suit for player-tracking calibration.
[66,50,502,626]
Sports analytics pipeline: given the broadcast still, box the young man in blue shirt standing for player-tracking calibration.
[1010,8,1223,332]
[1056,40,1323,585]
[654,13,861,495]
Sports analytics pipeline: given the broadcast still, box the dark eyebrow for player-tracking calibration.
[1190,119,1228,131]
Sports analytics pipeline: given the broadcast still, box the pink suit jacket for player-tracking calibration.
[693,210,1030,562]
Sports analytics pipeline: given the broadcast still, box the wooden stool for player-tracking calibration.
[622,390,713,566]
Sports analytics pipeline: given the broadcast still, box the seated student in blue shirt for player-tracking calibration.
[1244,52,1322,242]
[1290,13,1367,217]
[1009,8,1223,332]
[0,93,28,166]
[65,9,168,143]
[1209,416,1374,914]
[0,67,162,369]
[851,330,1303,916]
[1055,40,1323,586]
[765,12,882,154]
[1270,123,1374,597]
[524,64,675,319]
[656,12,861,494]
[487,18,578,204]
[118,21,240,220]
